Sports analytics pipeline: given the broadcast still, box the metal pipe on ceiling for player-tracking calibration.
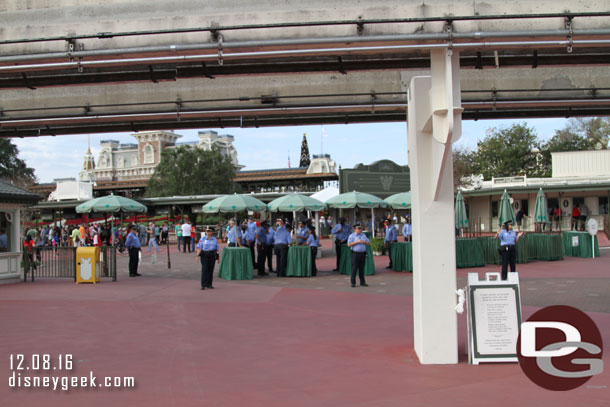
[2,28,610,64]
[1,39,610,74]
[3,98,610,128]
[2,11,609,45]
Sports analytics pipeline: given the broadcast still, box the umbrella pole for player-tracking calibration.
[293,210,297,239]
[371,207,374,237]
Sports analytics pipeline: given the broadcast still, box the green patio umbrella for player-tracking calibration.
[327,191,388,236]
[498,189,517,227]
[76,194,147,214]
[533,188,548,223]
[267,194,326,212]
[383,191,411,210]
[455,191,468,229]
[202,193,266,213]
[326,191,388,209]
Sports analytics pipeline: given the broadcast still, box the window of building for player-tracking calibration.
[117,157,124,168]
[144,144,154,164]
[131,156,138,166]
[491,201,498,217]
[600,197,609,215]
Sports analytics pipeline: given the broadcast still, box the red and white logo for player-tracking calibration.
[517,305,604,391]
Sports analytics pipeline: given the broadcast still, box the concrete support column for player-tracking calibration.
[407,49,463,364]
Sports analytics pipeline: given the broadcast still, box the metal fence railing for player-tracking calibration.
[23,246,117,282]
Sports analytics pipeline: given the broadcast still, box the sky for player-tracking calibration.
[13,118,568,184]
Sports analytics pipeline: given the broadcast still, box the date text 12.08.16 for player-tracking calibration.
[9,354,73,371]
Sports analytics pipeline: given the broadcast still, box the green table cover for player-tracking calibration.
[391,242,412,272]
[218,247,253,280]
[455,238,486,268]
[286,246,312,277]
[525,233,563,261]
[339,244,375,275]
[476,236,527,265]
[561,231,600,258]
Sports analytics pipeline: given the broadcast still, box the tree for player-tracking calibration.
[147,146,236,222]
[538,117,610,176]
[299,133,311,168]
[452,146,475,190]
[147,146,236,197]
[0,138,36,188]
[471,123,543,179]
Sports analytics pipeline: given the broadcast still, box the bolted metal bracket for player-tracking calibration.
[217,33,224,66]
[565,17,574,54]
[445,21,454,56]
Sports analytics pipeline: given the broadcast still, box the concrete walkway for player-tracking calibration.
[1,238,608,407]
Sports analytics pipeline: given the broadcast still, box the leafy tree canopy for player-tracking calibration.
[454,117,609,184]
[470,123,542,179]
[146,146,236,197]
[0,138,36,188]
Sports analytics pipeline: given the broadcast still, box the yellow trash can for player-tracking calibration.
[76,247,101,284]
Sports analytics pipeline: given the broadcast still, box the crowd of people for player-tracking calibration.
[20,213,414,289]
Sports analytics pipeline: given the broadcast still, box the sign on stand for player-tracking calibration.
[467,272,522,364]
[587,218,598,259]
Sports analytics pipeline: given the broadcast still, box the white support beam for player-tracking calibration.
[407,49,461,364]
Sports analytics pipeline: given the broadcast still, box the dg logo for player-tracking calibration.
[517,305,604,391]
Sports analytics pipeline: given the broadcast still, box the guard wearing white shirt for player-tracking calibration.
[181,221,192,253]
[347,224,369,288]
[196,227,220,290]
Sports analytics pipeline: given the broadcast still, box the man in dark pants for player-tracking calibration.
[273,218,291,277]
[331,217,351,272]
[124,226,141,277]
[347,224,370,287]
[196,227,219,290]
[496,220,524,280]
[384,219,398,269]
[255,221,270,276]
[265,223,275,273]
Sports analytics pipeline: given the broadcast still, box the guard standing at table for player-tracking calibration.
[402,217,412,242]
[246,217,257,266]
[255,221,270,276]
[265,222,275,273]
[296,220,309,245]
[303,225,319,276]
[495,220,524,280]
[196,227,219,290]
[227,219,243,247]
[347,224,369,287]
[331,217,351,271]
[124,225,142,277]
[274,218,292,277]
[384,219,398,268]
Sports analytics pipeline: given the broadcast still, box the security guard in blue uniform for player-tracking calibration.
[255,221,270,276]
[226,219,243,247]
[246,217,257,266]
[331,217,351,271]
[124,225,142,277]
[384,219,398,269]
[347,224,369,287]
[196,227,220,290]
[496,220,524,280]
[274,218,292,277]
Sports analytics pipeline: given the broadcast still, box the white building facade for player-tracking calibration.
[461,150,610,232]
[79,130,241,183]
